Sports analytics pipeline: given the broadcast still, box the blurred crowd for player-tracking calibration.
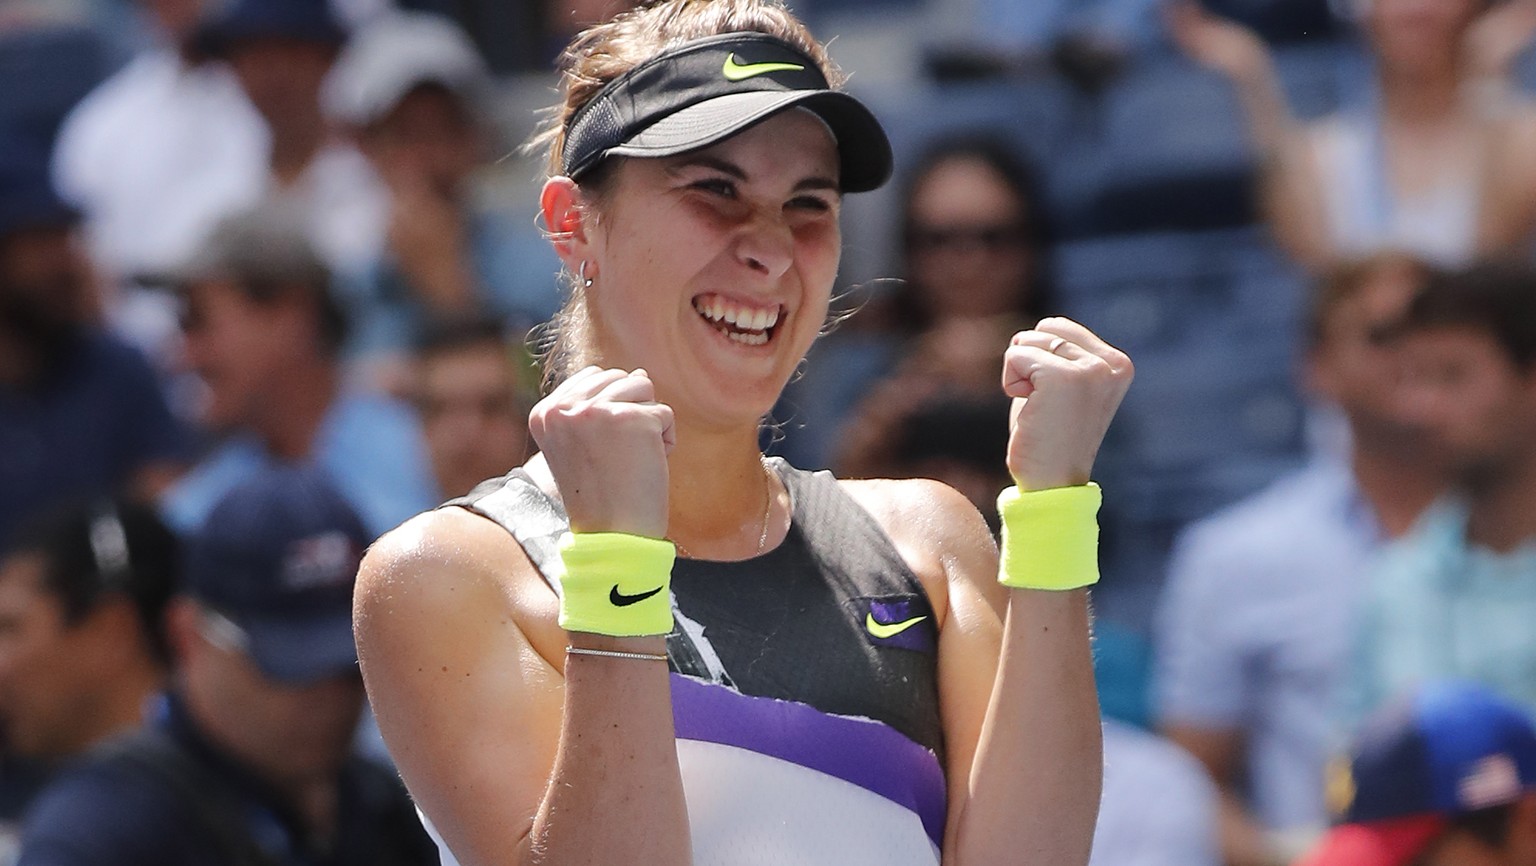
[3,0,1536,863]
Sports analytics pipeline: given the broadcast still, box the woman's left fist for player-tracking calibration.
[1001,317,1133,491]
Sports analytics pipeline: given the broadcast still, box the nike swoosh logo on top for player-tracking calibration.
[610,585,664,607]
[722,53,805,81]
[865,612,928,639]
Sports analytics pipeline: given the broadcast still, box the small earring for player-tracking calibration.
[578,260,594,288]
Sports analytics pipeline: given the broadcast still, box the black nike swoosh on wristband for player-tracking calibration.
[609,585,664,607]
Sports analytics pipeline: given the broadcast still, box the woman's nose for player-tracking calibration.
[734,212,795,279]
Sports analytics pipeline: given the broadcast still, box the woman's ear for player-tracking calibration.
[541,176,593,269]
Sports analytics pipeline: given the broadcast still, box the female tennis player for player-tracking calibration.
[354,1,1132,863]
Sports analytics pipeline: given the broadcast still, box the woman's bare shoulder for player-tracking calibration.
[360,508,518,605]
[355,505,562,664]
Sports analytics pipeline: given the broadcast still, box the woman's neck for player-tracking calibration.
[665,421,781,558]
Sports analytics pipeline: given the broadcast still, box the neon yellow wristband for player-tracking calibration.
[996,483,1102,591]
[556,532,676,637]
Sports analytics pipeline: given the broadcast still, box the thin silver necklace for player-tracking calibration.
[673,456,774,559]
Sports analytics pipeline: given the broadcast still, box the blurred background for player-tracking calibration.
[5,0,1536,864]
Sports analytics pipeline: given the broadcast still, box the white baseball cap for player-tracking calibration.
[322,9,490,128]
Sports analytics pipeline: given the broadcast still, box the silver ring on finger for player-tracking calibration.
[1048,336,1067,355]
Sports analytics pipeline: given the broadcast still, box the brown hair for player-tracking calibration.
[1307,251,1434,349]
[1401,258,1536,370]
[528,0,839,392]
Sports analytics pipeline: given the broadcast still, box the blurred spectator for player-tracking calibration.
[1091,718,1222,866]
[15,467,437,865]
[1169,0,1536,269]
[1296,680,1536,866]
[878,134,1052,364]
[840,394,1012,530]
[51,0,269,370]
[159,204,437,537]
[411,315,535,500]
[323,9,561,386]
[199,0,389,276]
[968,0,1159,57]
[0,499,177,854]
[1154,254,1449,866]
[1090,619,1222,866]
[1351,259,1536,721]
[541,0,638,63]
[0,137,188,546]
[794,135,1049,471]
[0,20,120,150]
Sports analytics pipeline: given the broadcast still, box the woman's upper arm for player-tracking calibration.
[924,486,1009,851]
[848,479,1008,848]
[354,508,565,866]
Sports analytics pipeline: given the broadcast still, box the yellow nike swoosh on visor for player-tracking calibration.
[865,612,928,639]
[722,53,805,81]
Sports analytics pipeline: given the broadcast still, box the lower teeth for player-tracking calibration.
[726,329,768,346]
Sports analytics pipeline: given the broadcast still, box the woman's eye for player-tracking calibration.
[789,195,833,213]
[691,178,736,198]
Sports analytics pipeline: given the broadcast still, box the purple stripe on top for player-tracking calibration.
[670,673,948,848]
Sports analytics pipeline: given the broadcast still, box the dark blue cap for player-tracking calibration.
[184,466,370,684]
[198,0,347,55]
[0,132,78,239]
[1342,681,1536,823]
[1300,681,1536,866]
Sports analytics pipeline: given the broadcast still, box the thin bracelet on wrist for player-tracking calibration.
[566,646,669,663]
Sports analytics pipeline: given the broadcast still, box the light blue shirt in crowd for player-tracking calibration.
[1089,718,1220,866]
[1351,497,1536,723]
[161,391,438,539]
[1154,459,1383,836]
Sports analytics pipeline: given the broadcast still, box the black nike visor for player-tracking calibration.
[561,32,893,193]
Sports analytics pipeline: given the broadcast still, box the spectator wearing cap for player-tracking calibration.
[16,467,437,866]
[409,314,536,500]
[1154,254,1450,866]
[196,0,389,277]
[324,10,560,387]
[1350,259,1536,723]
[159,203,436,537]
[0,498,179,853]
[51,0,269,369]
[0,135,190,546]
[1297,680,1536,866]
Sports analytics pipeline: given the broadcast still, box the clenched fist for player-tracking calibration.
[1001,318,1133,491]
[528,366,676,538]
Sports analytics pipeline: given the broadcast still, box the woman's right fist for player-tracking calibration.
[528,366,676,539]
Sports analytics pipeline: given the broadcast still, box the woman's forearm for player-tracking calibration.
[520,636,692,866]
[947,589,1102,866]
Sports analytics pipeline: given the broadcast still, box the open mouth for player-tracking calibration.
[692,294,783,347]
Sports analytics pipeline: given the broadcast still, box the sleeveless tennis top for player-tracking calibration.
[421,458,947,865]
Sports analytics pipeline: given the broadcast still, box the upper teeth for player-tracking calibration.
[698,298,780,332]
